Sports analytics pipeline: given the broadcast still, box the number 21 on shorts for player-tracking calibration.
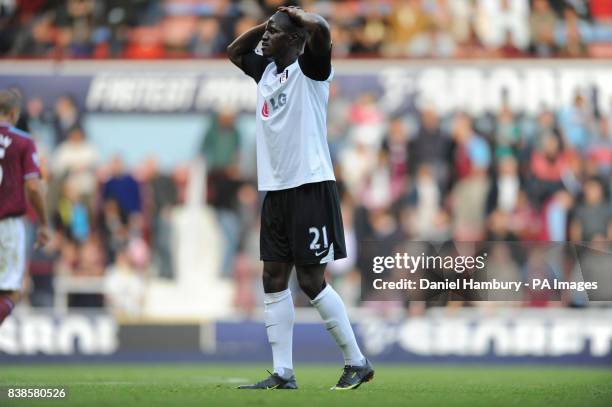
[309,226,328,250]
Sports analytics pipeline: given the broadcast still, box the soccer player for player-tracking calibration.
[227,6,374,390]
[0,89,49,327]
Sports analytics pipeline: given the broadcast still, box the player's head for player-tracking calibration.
[261,11,307,58]
[0,88,21,124]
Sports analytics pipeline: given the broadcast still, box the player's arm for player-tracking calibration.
[227,21,268,81]
[279,6,332,80]
[22,140,49,248]
[25,177,50,248]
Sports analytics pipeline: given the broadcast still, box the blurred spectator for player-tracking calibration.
[76,236,105,277]
[542,190,573,241]
[509,191,543,240]
[348,93,385,145]
[384,0,431,57]
[56,239,80,276]
[124,26,165,59]
[528,0,558,57]
[11,13,56,57]
[102,156,142,217]
[141,157,178,279]
[450,112,491,240]
[559,15,589,57]
[162,16,196,57]
[570,177,612,242]
[191,17,227,57]
[28,236,60,308]
[94,0,136,58]
[476,0,529,50]
[410,104,451,187]
[557,93,595,152]
[494,104,520,158]
[406,164,445,240]
[54,0,97,58]
[100,198,128,263]
[586,117,612,176]
[200,108,241,171]
[448,0,479,44]
[52,126,99,200]
[339,139,378,200]
[326,82,351,159]
[556,6,592,57]
[408,21,456,58]
[455,24,488,58]
[53,95,82,145]
[0,0,18,54]
[486,155,520,214]
[362,150,393,209]
[54,179,91,243]
[330,23,352,58]
[104,247,146,317]
[381,117,410,200]
[350,10,388,55]
[531,110,558,148]
[25,96,55,153]
[451,112,491,181]
[201,109,244,277]
[529,133,572,203]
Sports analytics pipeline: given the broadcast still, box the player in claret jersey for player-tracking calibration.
[0,89,50,327]
[227,6,374,390]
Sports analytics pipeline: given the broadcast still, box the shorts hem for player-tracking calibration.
[293,254,347,266]
[260,254,347,265]
[0,286,21,292]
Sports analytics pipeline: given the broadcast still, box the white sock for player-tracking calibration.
[264,288,294,379]
[311,284,365,366]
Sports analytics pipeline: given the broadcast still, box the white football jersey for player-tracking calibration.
[255,60,335,191]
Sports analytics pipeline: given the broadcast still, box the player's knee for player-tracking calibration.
[297,274,325,300]
[262,267,289,293]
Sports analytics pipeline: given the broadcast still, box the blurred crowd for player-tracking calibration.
[15,79,612,315]
[2,0,612,59]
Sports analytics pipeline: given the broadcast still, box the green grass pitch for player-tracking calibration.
[1,364,611,406]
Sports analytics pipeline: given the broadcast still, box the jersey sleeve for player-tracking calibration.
[298,42,332,81]
[22,139,41,180]
[241,51,270,83]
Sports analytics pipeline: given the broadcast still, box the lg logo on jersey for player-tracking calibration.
[261,92,287,120]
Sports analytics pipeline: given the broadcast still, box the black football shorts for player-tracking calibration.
[260,180,347,265]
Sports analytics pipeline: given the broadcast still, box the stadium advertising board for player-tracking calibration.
[1,60,612,115]
[1,311,610,365]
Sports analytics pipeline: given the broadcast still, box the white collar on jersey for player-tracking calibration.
[260,60,299,98]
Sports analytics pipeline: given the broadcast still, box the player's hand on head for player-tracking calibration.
[277,5,305,23]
